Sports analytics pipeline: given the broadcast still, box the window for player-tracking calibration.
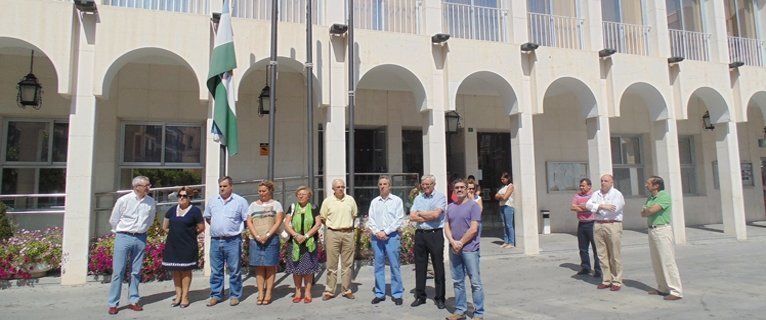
[678,135,697,195]
[725,0,757,38]
[611,136,645,196]
[666,0,703,32]
[1,119,68,208]
[601,0,643,24]
[120,122,203,189]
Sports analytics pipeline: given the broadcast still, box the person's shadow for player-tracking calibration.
[559,263,601,285]
[622,279,654,293]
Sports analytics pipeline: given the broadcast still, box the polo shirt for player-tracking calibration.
[319,194,358,229]
[645,190,672,227]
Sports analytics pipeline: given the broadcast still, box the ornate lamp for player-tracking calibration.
[16,50,43,110]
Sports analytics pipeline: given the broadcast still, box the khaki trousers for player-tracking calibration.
[595,222,623,286]
[648,225,683,297]
[324,229,356,294]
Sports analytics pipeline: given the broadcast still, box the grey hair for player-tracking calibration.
[378,175,391,184]
[421,174,436,184]
[132,176,150,187]
[331,178,345,187]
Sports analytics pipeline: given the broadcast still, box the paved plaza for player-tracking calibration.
[2,222,766,320]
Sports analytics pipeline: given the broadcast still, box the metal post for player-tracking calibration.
[306,0,315,199]
[268,0,278,180]
[348,0,356,197]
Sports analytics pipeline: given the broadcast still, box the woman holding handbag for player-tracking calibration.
[284,186,322,303]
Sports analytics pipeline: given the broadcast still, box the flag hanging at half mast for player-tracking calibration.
[207,0,238,156]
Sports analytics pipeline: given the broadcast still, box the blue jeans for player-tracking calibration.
[500,206,515,245]
[577,221,601,273]
[209,237,243,300]
[449,250,484,317]
[372,232,403,299]
[108,233,147,307]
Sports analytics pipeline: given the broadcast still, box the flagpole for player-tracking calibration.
[347,0,355,198]
[306,0,315,199]
[267,0,278,181]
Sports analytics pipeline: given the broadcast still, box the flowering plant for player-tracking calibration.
[0,227,63,280]
[354,217,416,265]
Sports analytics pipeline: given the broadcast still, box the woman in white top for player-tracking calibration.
[245,180,284,305]
[466,178,483,211]
[494,172,515,248]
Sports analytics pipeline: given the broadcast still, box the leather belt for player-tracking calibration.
[117,231,146,236]
[649,224,669,229]
[595,220,621,224]
[328,227,354,232]
[416,228,443,233]
[211,235,240,240]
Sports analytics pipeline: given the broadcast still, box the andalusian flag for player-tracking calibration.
[208,0,238,156]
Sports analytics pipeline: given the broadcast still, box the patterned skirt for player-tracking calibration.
[285,243,321,275]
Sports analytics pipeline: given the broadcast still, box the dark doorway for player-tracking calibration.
[477,132,512,227]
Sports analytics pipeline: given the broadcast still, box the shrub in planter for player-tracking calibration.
[0,203,14,241]
[353,218,416,265]
[0,227,63,280]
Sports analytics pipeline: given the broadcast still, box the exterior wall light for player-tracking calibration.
[329,23,348,36]
[702,111,715,131]
[74,0,97,12]
[668,56,685,64]
[445,110,463,133]
[17,50,43,110]
[520,42,539,52]
[431,33,450,44]
[599,48,616,58]
[729,61,745,69]
[258,85,270,116]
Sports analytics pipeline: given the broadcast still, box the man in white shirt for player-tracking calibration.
[107,176,157,315]
[585,174,625,292]
[367,176,405,306]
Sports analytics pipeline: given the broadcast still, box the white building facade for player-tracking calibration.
[1,0,765,285]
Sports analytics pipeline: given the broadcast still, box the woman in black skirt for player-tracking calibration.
[162,186,204,308]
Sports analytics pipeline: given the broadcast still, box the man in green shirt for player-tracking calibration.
[641,176,683,301]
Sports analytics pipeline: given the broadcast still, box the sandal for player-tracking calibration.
[304,296,312,303]
[292,296,303,303]
[322,292,335,301]
[262,296,272,305]
[256,296,264,305]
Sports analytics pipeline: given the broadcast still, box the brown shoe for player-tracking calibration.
[445,313,467,320]
[664,295,682,301]
[126,304,143,311]
[230,298,240,306]
[206,298,220,307]
[342,290,355,299]
[610,285,621,291]
[107,307,118,315]
[648,290,668,296]
[596,284,611,289]
[322,292,335,301]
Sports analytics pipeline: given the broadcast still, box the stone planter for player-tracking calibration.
[26,262,53,278]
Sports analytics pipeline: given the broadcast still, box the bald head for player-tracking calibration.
[599,174,614,193]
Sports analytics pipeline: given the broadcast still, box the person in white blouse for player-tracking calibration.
[107,176,157,315]
[585,174,625,292]
[367,176,406,306]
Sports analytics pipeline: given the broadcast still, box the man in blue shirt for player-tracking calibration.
[409,174,447,309]
[204,176,249,307]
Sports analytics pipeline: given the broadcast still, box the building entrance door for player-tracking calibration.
[477,132,511,228]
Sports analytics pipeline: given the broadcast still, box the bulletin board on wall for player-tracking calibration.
[546,162,589,193]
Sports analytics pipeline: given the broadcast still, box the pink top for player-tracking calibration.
[571,192,594,221]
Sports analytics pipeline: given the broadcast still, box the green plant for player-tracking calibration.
[0,203,13,241]
[0,227,62,279]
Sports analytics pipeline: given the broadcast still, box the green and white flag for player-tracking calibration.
[208,0,238,156]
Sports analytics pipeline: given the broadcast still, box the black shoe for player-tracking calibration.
[371,296,385,304]
[435,300,446,309]
[393,298,403,305]
[410,298,426,307]
[593,271,602,278]
[576,269,590,275]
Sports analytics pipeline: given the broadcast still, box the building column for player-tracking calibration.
[387,100,403,173]
[583,0,605,52]
[716,121,747,240]
[464,129,478,177]
[647,0,671,57]
[510,112,539,254]
[323,1,348,193]
[652,119,687,244]
[586,115,613,182]
[61,13,97,285]
[422,109,448,193]
[707,0,731,64]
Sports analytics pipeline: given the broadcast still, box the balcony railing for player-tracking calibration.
[101,0,210,15]
[528,12,584,49]
[232,0,322,24]
[728,36,764,67]
[669,29,711,61]
[354,0,422,34]
[602,21,650,56]
[442,2,509,42]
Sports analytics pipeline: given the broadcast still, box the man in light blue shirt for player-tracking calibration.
[409,174,447,309]
[367,176,405,305]
[204,176,249,307]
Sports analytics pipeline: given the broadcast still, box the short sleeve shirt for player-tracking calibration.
[410,191,447,230]
[204,193,250,237]
[571,192,594,221]
[645,190,672,227]
[447,200,482,252]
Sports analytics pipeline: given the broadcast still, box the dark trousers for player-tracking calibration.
[578,221,601,273]
[414,229,445,302]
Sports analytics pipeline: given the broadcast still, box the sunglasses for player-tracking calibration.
[178,194,190,199]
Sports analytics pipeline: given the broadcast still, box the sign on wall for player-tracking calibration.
[546,162,589,193]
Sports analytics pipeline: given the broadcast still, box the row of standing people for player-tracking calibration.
[571,174,684,300]
[105,174,486,319]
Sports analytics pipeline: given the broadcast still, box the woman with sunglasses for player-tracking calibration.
[162,186,205,308]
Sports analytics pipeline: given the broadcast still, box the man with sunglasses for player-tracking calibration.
[107,176,156,315]
[204,176,249,307]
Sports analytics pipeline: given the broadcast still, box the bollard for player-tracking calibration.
[541,209,551,234]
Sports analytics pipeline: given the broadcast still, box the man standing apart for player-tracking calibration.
[570,178,601,277]
[367,176,405,305]
[444,179,484,320]
[204,176,249,307]
[107,176,156,315]
[586,174,625,291]
[410,174,447,309]
[641,176,683,301]
[320,179,359,300]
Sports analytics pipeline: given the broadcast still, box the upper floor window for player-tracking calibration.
[601,0,644,24]
[122,123,202,165]
[725,0,758,38]
[666,0,704,32]
[611,135,645,196]
[527,0,576,16]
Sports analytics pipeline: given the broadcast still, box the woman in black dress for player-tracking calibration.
[162,186,205,308]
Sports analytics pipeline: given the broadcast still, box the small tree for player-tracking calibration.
[0,202,13,240]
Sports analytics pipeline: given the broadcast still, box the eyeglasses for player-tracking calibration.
[454,185,466,189]
[467,187,475,190]
[178,194,190,199]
